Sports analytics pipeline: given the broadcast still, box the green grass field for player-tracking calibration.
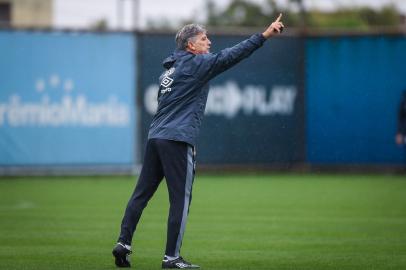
[0,173,405,270]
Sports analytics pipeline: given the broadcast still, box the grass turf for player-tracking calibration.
[0,173,405,270]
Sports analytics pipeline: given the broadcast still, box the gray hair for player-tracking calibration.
[175,24,207,50]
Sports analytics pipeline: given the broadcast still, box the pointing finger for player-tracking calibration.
[275,13,282,22]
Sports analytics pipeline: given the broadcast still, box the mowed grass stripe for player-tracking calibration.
[0,174,405,270]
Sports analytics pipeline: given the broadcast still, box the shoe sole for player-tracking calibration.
[162,262,200,269]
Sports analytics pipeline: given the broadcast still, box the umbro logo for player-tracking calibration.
[161,77,174,88]
[161,67,175,88]
[175,262,189,268]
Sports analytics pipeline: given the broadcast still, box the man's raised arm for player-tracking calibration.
[200,14,285,80]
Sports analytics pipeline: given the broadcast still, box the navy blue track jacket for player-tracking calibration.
[148,33,267,146]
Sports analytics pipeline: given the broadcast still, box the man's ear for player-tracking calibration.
[187,41,195,51]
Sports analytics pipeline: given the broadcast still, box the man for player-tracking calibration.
[396,90,406,156]
[113,14,285,269]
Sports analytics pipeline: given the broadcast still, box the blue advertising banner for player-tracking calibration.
[138,34,305,165]
[0,31,136,165]
[306,36,406,164]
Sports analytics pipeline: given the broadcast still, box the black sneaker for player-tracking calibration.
[112,243,132,268]
[162,256,200,269]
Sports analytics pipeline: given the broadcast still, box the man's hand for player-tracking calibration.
[262,13,284,39]
[396,133,405,145]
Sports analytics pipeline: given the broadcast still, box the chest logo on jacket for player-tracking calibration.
[160,68,175,94]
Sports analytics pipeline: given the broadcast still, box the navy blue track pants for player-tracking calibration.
[118,138,195,257]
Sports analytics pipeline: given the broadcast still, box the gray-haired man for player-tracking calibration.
[113,15,284,269]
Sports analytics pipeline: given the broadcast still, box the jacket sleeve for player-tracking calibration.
[197,33,267,81]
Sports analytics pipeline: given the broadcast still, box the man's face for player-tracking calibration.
[187,33,211,54]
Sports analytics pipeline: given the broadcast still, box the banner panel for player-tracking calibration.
[0,31,136,165]
[306,36,406,164]
[138,34,305,164]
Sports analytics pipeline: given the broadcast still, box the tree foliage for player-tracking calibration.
[204,0,402,29]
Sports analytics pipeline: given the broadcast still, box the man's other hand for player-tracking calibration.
[396,133,405,145]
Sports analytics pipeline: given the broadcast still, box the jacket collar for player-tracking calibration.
[162,49,193,69]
